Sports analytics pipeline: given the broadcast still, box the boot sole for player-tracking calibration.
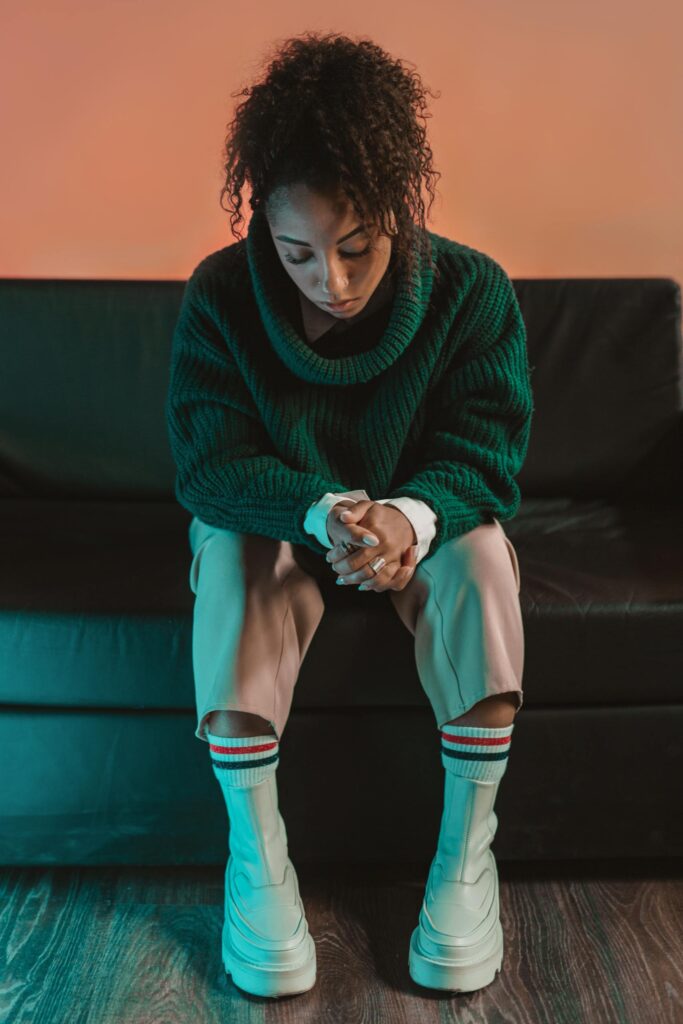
[223,927,317,998]
[408,919,504,993]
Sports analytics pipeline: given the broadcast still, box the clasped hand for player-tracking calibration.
[325,499,418,593]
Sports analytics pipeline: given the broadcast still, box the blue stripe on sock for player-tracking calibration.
[210,752,280,771]
[441,746,510,762]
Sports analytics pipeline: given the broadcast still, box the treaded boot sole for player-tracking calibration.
[408,918,504,993]
[222,924,317,998]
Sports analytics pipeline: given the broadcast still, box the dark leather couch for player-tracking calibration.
[1,274,681,866]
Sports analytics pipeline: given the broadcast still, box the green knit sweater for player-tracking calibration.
[165,207,534,559]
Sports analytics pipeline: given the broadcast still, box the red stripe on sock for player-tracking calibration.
[440,731,511,746]
[209,740,278,755]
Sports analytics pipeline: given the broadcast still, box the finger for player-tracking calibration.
[352,546,417,592]
[372,566,405,593]
[392,567,415,591]
[335,507,380,547]
[339,523,380,547]
[404,544,418,565]
[326,541,361,570]
[357,560,399,593]
[338,503,374,521]
[332,509,378,542]
[339,559,384,587]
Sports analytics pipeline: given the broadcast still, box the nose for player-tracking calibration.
[317,257,349,298]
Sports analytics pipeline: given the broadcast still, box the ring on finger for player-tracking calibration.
[337,555,386,587]
[360,557,388,591]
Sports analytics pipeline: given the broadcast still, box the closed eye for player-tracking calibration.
[284,243,372,266]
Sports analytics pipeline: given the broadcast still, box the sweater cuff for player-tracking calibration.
[303,489,371,547]
[374,497,437,564]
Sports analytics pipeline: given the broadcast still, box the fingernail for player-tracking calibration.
[363,536,378,546]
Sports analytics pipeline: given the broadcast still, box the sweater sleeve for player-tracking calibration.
[382,260,534,556]
[165,268,352,553]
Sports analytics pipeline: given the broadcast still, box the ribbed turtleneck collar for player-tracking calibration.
[245,206,436,386]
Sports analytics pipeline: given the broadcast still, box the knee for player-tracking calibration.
[445,693,518,728]
[207,709,276,738]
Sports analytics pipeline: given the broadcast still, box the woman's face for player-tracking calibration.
[265,183,393,319]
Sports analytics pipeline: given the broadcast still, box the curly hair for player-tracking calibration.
[218,30,443,298]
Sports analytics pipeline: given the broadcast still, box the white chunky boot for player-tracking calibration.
[207,731,316,997]
[409,773,504,992]
[409,721,515,993]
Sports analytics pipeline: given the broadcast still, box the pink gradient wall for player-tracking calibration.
[2,1,681,285]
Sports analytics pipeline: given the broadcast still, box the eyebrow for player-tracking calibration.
[275,225,368,247]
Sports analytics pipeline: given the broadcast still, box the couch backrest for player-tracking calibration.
[0,275,680,500]
[518,277,682,499]
[1,279,180,498]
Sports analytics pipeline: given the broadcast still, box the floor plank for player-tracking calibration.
[0,859,681,1023]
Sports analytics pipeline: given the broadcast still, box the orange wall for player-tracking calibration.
[2,1,682,286]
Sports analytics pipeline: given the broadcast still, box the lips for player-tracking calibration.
[324,298,358,310]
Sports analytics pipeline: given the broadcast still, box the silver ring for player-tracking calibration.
[368,556,386,576]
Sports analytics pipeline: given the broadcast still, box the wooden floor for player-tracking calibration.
[1,858,681,1023]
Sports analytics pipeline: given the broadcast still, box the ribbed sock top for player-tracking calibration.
[440,722,514,783]
[206,731,279,788]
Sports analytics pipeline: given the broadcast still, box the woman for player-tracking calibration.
[166,30,533,1000]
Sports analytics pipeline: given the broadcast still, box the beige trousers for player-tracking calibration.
[187,514,524,743]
